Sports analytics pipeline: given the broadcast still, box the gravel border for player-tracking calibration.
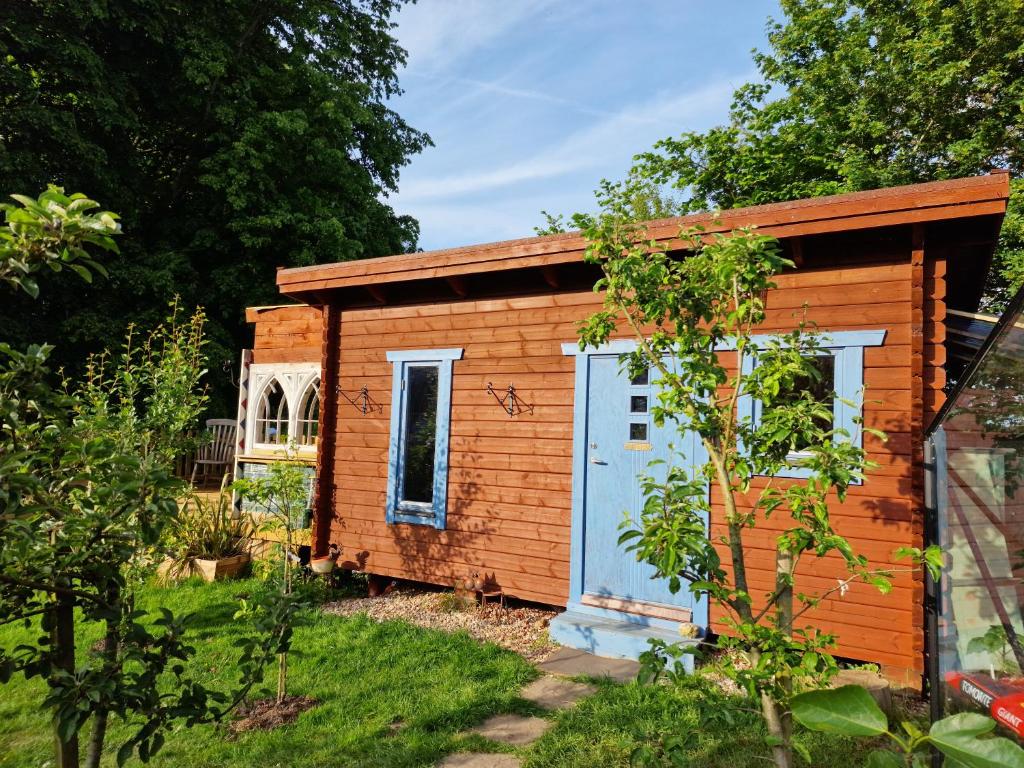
[324,587,559,662]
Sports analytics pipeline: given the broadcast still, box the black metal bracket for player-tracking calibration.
[486,382,532,418]
[336,385,380,415]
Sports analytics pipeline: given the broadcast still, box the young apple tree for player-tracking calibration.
[572,178,934,768]
[0,189,299,768]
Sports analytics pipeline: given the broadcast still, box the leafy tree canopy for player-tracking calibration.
[616,0,1024,309]
[0,0,430,408]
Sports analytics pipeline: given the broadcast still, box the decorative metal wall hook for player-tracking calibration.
[486,382,532,418]
[336,385,379,415]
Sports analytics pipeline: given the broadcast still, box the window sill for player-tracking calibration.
[389,509,441,528]
[758,455,864,485]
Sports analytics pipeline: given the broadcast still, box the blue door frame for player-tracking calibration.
[560,341,709,635]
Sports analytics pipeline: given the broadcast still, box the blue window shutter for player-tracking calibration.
[384,348,463,528]
[384,361,405,525]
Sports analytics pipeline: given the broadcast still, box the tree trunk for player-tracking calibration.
[277,652,287,704]
[278,527,292,704]
[761,691,793,768]
[85,604,119,768]
[52,594,79,768]
[772,548,795,765]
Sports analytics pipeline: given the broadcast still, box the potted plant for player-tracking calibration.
[310,554,336,574]
[162,477,254,582]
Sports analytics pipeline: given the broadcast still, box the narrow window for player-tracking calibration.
[630,422,648,441]
[296,377,321,448]
[256,379,289,445]
[400,365,439,506]
[385,348,463,528]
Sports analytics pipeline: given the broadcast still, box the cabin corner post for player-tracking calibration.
[910,222,928,685]
[312,302,340,557]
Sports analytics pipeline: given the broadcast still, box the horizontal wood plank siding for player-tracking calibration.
[248,306,323,364]
[310,256,928,678]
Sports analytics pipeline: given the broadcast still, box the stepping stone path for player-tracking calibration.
[437,754,523,768]
[470,713,551,746]
[440,659,605,767]
[537,647,640,683]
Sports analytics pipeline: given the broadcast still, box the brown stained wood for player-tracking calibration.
[763,281,910,310]
[254,193,1008,678]
[277,174,1009,292]
[909,224,927,664]
[251,346,321,364]
[341,530,567,578]
[312,304,339,557]
[339,511,571,543]
[338,521,570,561]
[330,554,569,605]
[245,305,322,323]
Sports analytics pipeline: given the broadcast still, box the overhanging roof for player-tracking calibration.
[277,172,1010,297]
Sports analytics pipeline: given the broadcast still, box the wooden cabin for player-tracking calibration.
[236,172,1011,685]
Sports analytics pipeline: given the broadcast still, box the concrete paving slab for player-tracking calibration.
[437,754,522,768]
[537,646,640,684]
[520,676,596,709]
[470,713,551,746]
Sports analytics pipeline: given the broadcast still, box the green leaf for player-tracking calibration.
[67,263,93,283]
[117,740,135,767]
[927,713,1024,768]
[865,749,904,768]
[790,685,888,737]
[792,738,813,765]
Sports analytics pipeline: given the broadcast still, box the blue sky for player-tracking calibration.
[386,1,781,251]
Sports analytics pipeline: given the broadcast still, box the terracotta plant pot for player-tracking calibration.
[192,553,250,582]
[310,555,336,574]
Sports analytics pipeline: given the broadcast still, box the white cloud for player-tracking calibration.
[395,0,555,74]
[395,75,745,204]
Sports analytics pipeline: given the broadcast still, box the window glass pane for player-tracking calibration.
[782,355,835,451]
[297,379,320,446]
[631,369,649,386]
[401,365,439,504]
[630,395,648,414]
[629,422,648,441]
[257,380,288,444]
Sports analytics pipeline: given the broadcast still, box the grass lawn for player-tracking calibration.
[0,579,873,767]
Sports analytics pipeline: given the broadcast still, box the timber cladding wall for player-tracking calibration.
[328,291,589,604]
[316,253,933,680]
[247,305,323,364]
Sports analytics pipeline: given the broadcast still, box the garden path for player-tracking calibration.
[438,649,637,767]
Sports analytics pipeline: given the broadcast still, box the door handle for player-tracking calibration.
[589,456,607,465]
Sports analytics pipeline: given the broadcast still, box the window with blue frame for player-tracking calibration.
[738,330,886,478]
[385,348,462,528]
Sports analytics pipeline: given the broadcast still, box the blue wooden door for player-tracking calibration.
[582,355,707,614]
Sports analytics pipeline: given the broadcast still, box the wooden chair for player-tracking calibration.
[192,418,238,487]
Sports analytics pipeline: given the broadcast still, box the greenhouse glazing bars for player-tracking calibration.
[926,286,1024,742]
